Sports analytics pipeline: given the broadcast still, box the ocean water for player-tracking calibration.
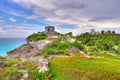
[0,38,26,56]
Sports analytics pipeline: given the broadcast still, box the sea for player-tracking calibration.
[0,38,26,56]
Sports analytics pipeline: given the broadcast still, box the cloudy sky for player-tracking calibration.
[0,0,120,38]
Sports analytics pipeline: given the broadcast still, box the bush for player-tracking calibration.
[75,32,120,55]
[89,52,96,56]
[72,41,85,51]
[38,48,71,58]
[50,40,71,50]
[26,33,48,42]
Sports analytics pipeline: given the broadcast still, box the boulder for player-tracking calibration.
[48,55,54,60]
[66,46,80,53]
[18,70,28,79]
[0,61,6,68]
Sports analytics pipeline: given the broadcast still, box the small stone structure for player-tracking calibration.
[90,29,96,34]
[39,26,58,36]
[90,29,99,34]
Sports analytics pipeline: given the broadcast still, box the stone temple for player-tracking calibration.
[90,29,99,34]
[39,26,58,36]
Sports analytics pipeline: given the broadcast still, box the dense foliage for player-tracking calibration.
[26,33,48,42]
[76,32,120,55]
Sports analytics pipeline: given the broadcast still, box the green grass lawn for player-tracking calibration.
[50,54,120,80]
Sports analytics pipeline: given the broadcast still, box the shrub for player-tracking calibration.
[38,48,71,58]
[72,41,85,51]
[26,33,48,42]
[50,40,71,50]
[89,52,96,56]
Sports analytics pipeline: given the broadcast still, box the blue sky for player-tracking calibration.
[0,0,120,37]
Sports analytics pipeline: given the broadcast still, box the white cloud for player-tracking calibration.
[2,29,35,38]
[0,23,45,38]
[0,27,6,35]
[9,11,22,16]
[9,18,17,22]
[0,27,2,31]
[10,0,120,34]
[0,20,3,23]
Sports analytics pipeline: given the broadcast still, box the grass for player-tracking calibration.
[0,59,38,80]
[50,54,120,80]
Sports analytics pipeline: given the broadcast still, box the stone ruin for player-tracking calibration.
[39,26,58,36]
[90,29,99,34]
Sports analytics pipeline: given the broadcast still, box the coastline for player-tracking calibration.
[0,38,26,56]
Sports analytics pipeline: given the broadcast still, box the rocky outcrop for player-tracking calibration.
[66,46,80,53]
[37,57,49,72]
[18,70,28,80]
[7,44,38,59]
[7,40,49,59]
[0,61,6,68]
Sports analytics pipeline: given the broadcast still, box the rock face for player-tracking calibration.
[0,61,6,68]
[7,40,48,59]
[7,44,38,59]
[18,70,28,79]
[29,40,48,50]
[66,47,80,53]
[37,57,49,72]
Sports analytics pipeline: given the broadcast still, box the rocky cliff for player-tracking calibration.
[7,40,50,59]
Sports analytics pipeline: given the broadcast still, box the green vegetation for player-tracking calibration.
[38,40,72,58]
[0,59,38,80]
[38,39,85,58]
[72,41,85,51]
[1,30,120,80]
[76,32,120,55]
[30,66,54,80]
[50,54,120,80]
[65,32,73,37]
[0,56,6,61]
[26,33,48,42]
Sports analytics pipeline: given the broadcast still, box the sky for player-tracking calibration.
[0,0,120,38]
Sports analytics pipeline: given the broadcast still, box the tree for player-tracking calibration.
[107,30,111,34]
[65,32,73,36]
[112,31,116,34]
[101,30,105,34]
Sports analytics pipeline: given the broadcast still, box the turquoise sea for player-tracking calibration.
[0,38,26,56]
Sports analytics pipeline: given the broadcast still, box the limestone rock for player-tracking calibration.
[7,40,48,59]
[18,70,28,79]
[48,55,54,60]
[37,57,49,72]
[0,61,6,68]
[66,47,80,53]
[7,44,38,59]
